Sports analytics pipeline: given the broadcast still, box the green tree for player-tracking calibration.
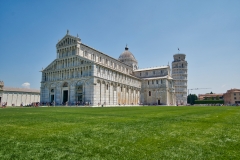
[187,94,198,105]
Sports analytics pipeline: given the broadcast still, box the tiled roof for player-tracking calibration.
[134,66,169,72]
[3,87,40,93]
[141,75,173,80]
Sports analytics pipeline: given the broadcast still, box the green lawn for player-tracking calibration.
[0,106,239,159]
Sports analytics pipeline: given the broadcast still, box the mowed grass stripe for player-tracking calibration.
[0,106,239,159]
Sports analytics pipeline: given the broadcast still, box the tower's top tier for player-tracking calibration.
[173,54,186,62]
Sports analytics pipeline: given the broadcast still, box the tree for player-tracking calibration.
[187,94,198,105]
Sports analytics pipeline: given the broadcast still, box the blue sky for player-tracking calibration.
[0,0,239,95]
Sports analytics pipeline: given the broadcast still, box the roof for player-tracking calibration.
[141,75,173,80]
[198,93,224,96]
[134,66,169,72]
[118,47,137,63]
[226,89,240,93]
[198,93,224,99]
[81,43,133,69]
[173,53,186,56]
[3,87,40,93]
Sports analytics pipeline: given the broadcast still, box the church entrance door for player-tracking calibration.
[63,90,68,103]
[77,94,83,104]
[158,99,161,105]
[51,95,54,103]
[76,85,83,104]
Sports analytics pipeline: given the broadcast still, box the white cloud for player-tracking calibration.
[22,82,30,89]
[221,84,226,88]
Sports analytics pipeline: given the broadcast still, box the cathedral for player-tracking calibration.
[40,31,187,106]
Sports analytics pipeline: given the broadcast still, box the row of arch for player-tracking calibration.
[41,78,140,106]
[43,66,92,82]
[45,57,90,71]
[172,63,187,68]
[57,45,77,53]
[96,79,140,105]
[96,65,140,88]
[138,69,166,77]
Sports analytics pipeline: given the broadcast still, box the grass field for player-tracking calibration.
[0,106,239,159]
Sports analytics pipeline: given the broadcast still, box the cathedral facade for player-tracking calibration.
[40,31,186,106]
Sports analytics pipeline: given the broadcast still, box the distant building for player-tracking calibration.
[223,89,240,105]
[198,93,224,100]
[0,81,40,106]
[133,66,175,105]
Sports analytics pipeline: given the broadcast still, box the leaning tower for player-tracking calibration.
[172,54,188,105]
[0,81,3,90]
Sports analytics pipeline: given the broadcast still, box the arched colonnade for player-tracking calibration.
[96,79,140,106]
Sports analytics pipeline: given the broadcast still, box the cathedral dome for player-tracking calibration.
[118,46,137,63]
[118,46,138,70]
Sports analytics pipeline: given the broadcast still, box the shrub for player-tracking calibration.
[194,100,224,104]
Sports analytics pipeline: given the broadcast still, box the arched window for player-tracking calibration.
[85,51,88,57]
[63,82,68,87]
[149,91,151,96]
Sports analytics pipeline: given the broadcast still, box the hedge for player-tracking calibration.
[194,100,224,104]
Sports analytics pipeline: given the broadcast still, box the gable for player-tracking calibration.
[56,34,80,48]
[43,55,94,72]
[43,60,58,72]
